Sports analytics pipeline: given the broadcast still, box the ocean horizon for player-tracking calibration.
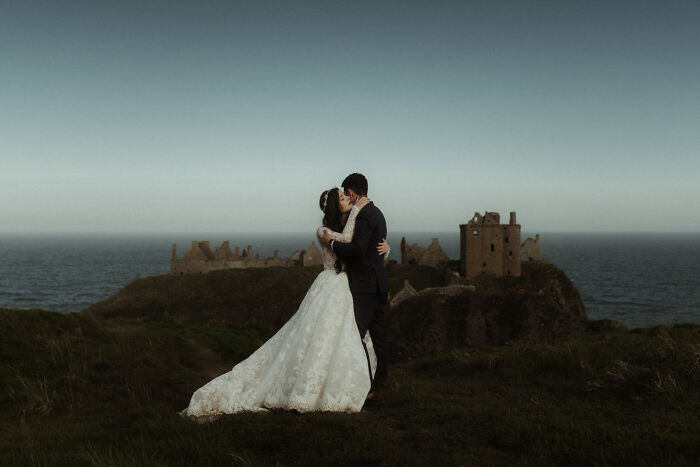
[1,231,699,329]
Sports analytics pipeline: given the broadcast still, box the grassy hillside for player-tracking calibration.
[1,265,699,465]
[84,263,444,326]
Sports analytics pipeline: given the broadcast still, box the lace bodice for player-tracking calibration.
[317,206,360,270]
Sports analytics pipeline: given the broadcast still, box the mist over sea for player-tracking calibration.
[1,232,698,329]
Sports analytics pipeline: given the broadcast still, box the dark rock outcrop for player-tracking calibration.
[387,261,588,361]
[586,319,628,332]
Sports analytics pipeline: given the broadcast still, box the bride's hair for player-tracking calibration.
[320,188,344,232]
[320,188,344,273]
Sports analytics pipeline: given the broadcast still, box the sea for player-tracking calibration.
[1,232,699,329]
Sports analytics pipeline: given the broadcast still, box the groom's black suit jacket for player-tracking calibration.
[331,202,389,295]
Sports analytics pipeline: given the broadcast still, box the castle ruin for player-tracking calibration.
[171,211,540,278]
[400,237,450,270]
[459,211,521,279]
[520,234,542,262]
[170,240,323,275]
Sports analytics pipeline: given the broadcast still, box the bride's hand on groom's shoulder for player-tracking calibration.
[355,197,369,209]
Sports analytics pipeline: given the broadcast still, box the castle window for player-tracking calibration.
[507,270,511,276]
[505,236,509,243]
[509,250,512,256]
[472,230,478,237]
[490,244,495,252]
[482,262,486,268]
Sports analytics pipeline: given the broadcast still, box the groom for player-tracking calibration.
[320,173,388,396]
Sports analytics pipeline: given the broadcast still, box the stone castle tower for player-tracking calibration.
[459,211,521,279]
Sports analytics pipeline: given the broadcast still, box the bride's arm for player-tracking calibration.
[316,205,358,243]
[327,205,360,243]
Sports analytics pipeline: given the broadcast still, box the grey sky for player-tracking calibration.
[1,1,699,233]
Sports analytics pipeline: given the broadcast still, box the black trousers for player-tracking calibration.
[352,292,388,391]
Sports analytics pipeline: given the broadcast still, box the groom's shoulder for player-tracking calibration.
[369,201,384,214]
[360,202,384,220]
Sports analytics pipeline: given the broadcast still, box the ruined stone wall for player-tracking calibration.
[422,238,451,268]
[182,241,214,261]
[171,240,304,275]
[502,224,521,277]
[400,237,450,269]
[301,242,323,267]
[213,241,237,261]
[520,234,542,262]
[400,238,426,265]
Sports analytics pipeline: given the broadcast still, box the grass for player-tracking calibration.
[1,265,699,465]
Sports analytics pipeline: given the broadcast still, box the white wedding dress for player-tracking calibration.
[181,205,376,417]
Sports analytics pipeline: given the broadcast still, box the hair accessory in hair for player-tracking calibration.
[322,190,329,211]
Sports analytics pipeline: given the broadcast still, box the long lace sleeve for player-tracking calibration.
[330,205,360,243]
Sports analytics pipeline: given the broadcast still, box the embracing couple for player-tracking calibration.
[181,173,389,419]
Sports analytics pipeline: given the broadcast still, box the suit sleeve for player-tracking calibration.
[332,212,371,258]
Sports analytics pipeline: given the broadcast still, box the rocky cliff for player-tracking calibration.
[387,261,589,361]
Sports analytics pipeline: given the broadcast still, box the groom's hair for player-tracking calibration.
[342,173,368,197]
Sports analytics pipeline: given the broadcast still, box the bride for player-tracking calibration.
[181,188,389,419]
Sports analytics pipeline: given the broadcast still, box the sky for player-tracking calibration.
[1,0,699,233]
